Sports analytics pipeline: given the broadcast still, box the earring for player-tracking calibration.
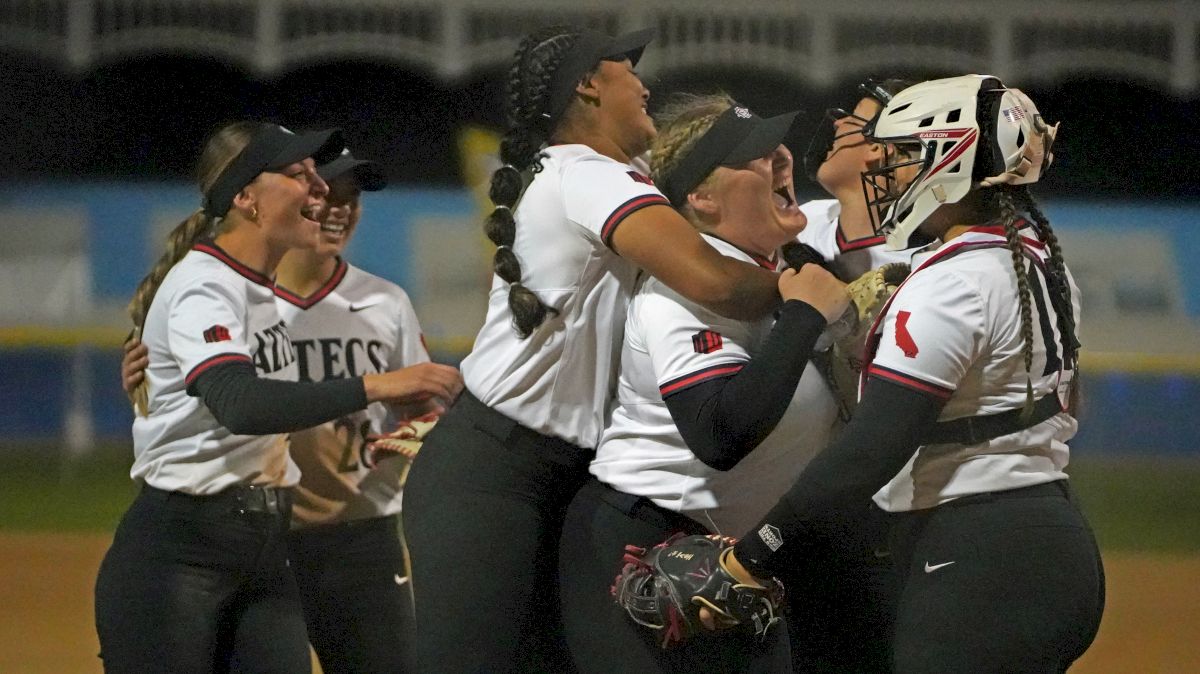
[249,205,258,221]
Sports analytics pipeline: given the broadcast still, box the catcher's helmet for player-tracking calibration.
[862,74,1059,250]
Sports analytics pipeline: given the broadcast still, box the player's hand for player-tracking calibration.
[363,363,463,409]
[778,264,850,324]
[121,336,149,395]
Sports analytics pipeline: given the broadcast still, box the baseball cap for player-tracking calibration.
[203,124,344,218]
[544,27,656,128]
[658,104,799,207]
[317,148,387,191]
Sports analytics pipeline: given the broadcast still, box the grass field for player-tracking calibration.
[1,442,1198,673]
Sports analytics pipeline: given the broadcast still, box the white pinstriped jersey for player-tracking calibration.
[131,241,300,495]
[866,227,1082,512]
[590,236,840,534]
[276,260,429,527]
[461,144,670,450]
[797,199,919,279]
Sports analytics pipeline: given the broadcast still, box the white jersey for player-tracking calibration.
[276,260,430,527]
[461,144,670,450]
[591,236,840,534]
[797,199,918,278]
[866,227,1082,512]
[131,241,300,495]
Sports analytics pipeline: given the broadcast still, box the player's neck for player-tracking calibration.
[213,230,285,278]
[834,192,877,241]
[276,251,339,295]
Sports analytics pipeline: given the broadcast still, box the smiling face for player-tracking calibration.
[589,58,656,158]
[245,157,329,251]
[698,144,807,253]
[314,174,362,258]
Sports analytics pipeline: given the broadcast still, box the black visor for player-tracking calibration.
[658,105,798,207]
[317,149,387,191]
[544,27,655,128]
[203,124,344,218]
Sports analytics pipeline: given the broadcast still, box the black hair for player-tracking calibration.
[483,26,582,338]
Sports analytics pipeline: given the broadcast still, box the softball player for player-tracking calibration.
[401,25,795,673]
[275,149,426,674]
[728,76,1105,672]
[556,95,848,673]
[96,123,462,673]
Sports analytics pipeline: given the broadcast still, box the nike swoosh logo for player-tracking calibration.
[348,303,377,312]
[924,561,956,573]
[394,574,409,586]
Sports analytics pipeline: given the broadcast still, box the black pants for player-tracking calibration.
[777,500,898,673]
[402,391,593,674]
[889,480,1106,673]
[288,514,413,674]
[94,484,309,674]
[558,478,793,674]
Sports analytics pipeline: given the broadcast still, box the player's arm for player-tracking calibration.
[610,204,781,321]
[732,376,945,577]
[188,361,461,435]
[664,263,843,469]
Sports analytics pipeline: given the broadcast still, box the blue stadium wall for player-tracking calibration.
[1,183,1197,457]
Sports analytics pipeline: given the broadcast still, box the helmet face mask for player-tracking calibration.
[802,80,897,183]
[862,74,1058,250]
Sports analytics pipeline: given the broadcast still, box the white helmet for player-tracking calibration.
[862,74,1059,250]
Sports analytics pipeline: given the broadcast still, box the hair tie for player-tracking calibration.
[493,204,512,213]
[496,244,512,252]
[541,112,552,119]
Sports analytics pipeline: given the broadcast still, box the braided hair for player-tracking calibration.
[484,26,582,337]
[126,121,261,415]
[648,92,736,224]
[995,185,1038,419]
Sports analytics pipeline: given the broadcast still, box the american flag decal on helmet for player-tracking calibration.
[1002,106,1026,123]
[203,325,231,343]
[691,330,723,354]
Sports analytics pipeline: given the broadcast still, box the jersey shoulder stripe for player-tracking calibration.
[193,241,274,288]
[660,362,744,397]
[867,363,954,400]
[601,193,671,248]
[184,352,254,386]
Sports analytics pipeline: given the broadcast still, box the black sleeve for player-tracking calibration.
[733,376,945,578]
[663,300,827,471]
[187,360,368,435]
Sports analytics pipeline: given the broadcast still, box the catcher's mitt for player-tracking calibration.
[815,263,910,418]
[364,413,439,468]
[611,533,785,648]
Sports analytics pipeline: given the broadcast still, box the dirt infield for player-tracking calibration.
[1,532,1196,673]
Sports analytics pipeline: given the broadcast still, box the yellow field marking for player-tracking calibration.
[0,326,476,356]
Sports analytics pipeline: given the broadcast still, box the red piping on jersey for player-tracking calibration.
[835,223,888,253]
[866,364,953,401]
[659,363,744,397]
[275,257,349,309]
[967,220,1044,249]
[601,194,671,249]
[185,352,253,386]
[193,241,274,288]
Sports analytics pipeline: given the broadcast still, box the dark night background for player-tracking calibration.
[4,51,1197,200]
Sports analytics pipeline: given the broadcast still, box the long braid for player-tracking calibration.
[484,27,580,338]
[126,121,260,415]
[1017,187,1080,365]
[998,187,1036,419]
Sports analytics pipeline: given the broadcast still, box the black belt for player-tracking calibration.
[587,479,708,536]
[924,394,1063,445]
[142,483,293,516]
[943,480,1072,508]
[455,389,593,465]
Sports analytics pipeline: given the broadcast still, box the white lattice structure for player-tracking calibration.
[1,0,1197,92]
